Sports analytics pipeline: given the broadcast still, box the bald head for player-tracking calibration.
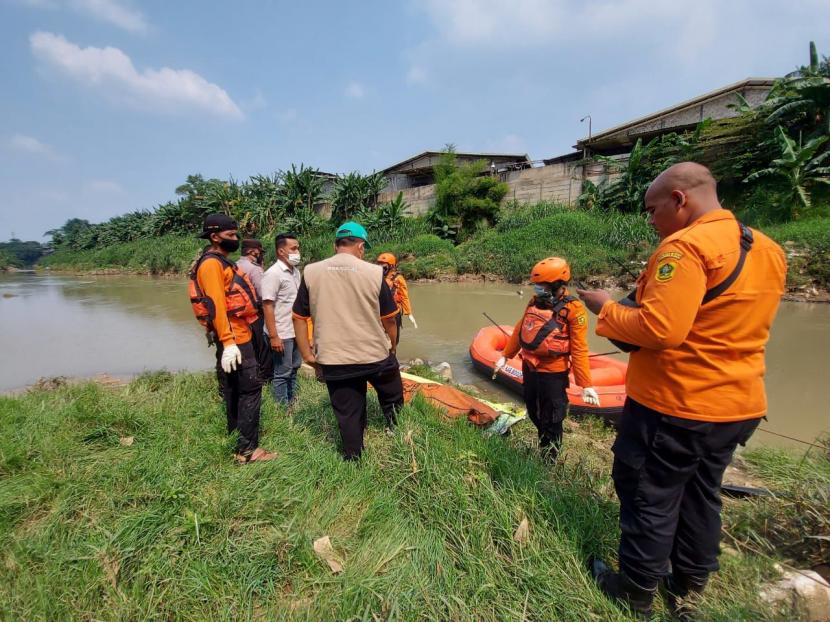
[644,162,722,239]
[647,162,717,199]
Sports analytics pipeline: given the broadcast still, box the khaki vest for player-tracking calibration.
[303,252,391,365]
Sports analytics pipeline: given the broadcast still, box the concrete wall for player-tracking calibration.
[377,159,623,216]
[378,184,437,216]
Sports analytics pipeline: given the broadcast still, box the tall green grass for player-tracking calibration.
[40,234,205,274]
[38,203,830,289]
[763,217,830,287]
[0,372,807,620]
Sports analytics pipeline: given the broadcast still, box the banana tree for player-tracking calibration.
[279,164,326,215]
[744,125,830,218]
[764,41,830,136]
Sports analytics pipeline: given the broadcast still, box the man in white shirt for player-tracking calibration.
[261,233,303,404]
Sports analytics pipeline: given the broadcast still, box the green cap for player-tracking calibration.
[335,220,371,248]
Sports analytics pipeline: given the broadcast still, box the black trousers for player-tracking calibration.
[612,398,760,589]
[216,340,263,455]
[325,367,404,460]
[394,311,403,346]
[249,315,274,383]
[522,362,569,453]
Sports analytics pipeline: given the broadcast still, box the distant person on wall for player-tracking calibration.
[578,163,786,618]
[261,233,303,405]
[495,257,599,463]
[188,214,276,464]
[292,222,404,460]
[376,252,417,345]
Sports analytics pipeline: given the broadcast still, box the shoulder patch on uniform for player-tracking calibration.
[655,260,677,282]
[577,315,587,326]
[656,250,683,262]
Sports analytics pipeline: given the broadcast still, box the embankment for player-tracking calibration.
[39,206,830,298]
[0,371,827,619]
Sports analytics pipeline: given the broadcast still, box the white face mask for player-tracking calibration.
[287,252,301,266]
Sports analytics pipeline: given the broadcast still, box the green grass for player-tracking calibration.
[40,234,205,274]
[0,372,811,620]
[37,204,830,290]
[456,207,655,283]
[764,217,830,287]
[726,443,830,569]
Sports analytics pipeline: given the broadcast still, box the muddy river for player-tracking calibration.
[1,273,827,448]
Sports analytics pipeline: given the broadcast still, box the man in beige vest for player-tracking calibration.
[292,221,403,460]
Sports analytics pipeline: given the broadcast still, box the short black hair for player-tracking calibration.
[275,232,298,249]
[335,236,362,248]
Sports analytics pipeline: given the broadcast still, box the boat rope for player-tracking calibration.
[756,427,829,450]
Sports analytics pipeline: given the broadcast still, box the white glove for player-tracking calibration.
[221,344,242,373]
[408,314,418,329]
[493,356,507,379]
[582,387,600,406]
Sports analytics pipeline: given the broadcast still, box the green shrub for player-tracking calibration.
[763,217,830,286]
[40,234,204,274]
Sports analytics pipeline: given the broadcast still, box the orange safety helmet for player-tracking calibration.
[376,252,397,266]
[530,257,570,284]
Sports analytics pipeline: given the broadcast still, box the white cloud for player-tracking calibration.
[406,65,428,86]
[421,0,560,46]
[344,81,366,99]
[7,134,65,161]
[86,179,124,194]
[419,0,725,59]
[70,0,147,34]
[30,32,244,120]
[15,0,148,33]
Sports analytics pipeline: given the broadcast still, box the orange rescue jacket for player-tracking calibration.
[596,209,786,422]
[190,252,259,346]
[504,292,592,387]
[385,271,412,315]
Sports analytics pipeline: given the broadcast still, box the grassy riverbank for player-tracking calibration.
[38,204,830,291]
[1,372,827,620]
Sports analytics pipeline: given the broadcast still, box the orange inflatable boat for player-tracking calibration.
[469,325,628,425]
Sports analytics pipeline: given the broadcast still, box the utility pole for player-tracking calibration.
[580,115,592,159]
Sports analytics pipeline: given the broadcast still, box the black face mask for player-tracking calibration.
[218,238,239,253]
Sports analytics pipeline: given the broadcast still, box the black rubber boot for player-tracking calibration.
[589,557,656,618]
[664,572,708,622]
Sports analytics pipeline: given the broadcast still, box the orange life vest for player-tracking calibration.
[188,252,260,332]
[386,272,403,306]
[519,296,575,366]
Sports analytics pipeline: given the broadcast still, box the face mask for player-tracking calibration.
[533,284,552,300]
[219,238,239,253]
[287,252,301,266]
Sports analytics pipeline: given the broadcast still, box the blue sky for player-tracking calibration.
[1,0,828,241]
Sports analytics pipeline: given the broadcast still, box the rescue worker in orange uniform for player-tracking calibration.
[376,252,417,344]
[190,214,277,464]
[578,163,786,618]
[497,257,600,461]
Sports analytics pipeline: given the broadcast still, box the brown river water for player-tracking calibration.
[1,273,827,448]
